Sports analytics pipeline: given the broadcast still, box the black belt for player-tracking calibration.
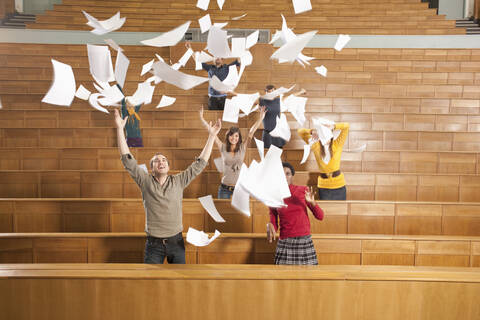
[221,183,235,192]
[319,170,341,179]
[147,232,181,245]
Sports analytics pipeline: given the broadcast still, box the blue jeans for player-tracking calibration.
[144,232,186,264]
[318,186,347,200]
[218,184,233,199]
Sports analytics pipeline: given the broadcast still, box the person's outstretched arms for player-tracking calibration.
[267,208,279,243]
[246,106,266,145]
[305,186,324,221]
[114,109,129,156]
[199,106,223,150]
[292,88,306,96]
[199,118,222,162]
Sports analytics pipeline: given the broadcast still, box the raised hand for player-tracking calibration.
[305,186,315,205]
[311,128,319,141]
[208,119,222,136]
[114,109,127,129]
[266,222,276,243]
[185,41,192,49]
[258,106,267,121]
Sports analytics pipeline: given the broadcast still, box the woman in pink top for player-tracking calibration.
[267,162,325,265]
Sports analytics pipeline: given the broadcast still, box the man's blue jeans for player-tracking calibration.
[144,232,186,264]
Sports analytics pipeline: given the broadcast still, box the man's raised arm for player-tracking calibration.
[114,108,130,156]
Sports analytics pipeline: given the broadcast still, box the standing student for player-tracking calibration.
[297,121,350,200]
[259,85,306,149]
[199,106,266,199]
[114,109,221,264]
[267,162,324,265]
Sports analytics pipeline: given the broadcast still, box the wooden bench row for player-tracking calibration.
[0,199,479,236]
[0,170,478,201]
[1,264,479,320]
[1,233,480,267]
[1,147,479,175]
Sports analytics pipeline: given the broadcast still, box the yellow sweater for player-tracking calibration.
[298,123,349,189]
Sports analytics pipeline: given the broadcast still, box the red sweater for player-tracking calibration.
[269,184,324,239]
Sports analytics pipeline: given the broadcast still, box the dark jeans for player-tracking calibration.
[144,232,186,264]
[208,96,226,110]
[262,130,286,149]
[318,186,347,200]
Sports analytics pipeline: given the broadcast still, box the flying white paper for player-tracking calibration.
[186,227,221,247]
[231,37,246,57]
[245,30,259,49]
[83,11,126,35]
[155,95,176,108]
[104,39,123,52]
[271,30,317,63]
[222,98,240,123]
[207,26,232,58]
[334,34,351,51]
[232,13,247,20]
[199,14,212,33]
[213,157,224,173]
[115,50,129,88]
[42,59,76,107]
[283,94,307,126]
[141,59,154,76]
[97,84,124,106]
[152,60,209,90]
[196,0,209,10]
[88,93,109,113]
[312,117,334,146]
[199,195,226,223]
[217,0,225,9]
[141,21,191,47]
[75,85,91,101]
[269,113,291,141]
[300,144,310,164]
[210,75,235,93]
[194,51,214,70]
[261,85,295,100]
[254,138,264,160]
[315,65,327,77]
[292,0,312,14]
[127,81,154,106]
[231,163,251,216]
[178,48,194,67]
[233,92,259,115]
[87,44,115,83]
[213,22,228,29]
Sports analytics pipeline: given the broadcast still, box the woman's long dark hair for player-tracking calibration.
[320,138,334,159]
[225,127,242,153]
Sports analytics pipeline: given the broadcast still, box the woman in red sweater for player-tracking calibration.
[267,162,325,265]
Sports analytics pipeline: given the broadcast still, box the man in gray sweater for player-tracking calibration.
[114,109,221,264]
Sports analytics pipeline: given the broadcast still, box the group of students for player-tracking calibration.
[116,55,350,266]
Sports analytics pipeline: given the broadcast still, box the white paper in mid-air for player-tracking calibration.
[194,51,213,70]
[283,94,307,126]
[213,157,224,173]
[199,195,226,223]
[97,84,124,106]
[178,48,194,67]
[300,144,311,164]
[140,59,154,77]
[312,117,334,145]
[74,85,91,101]
[231,163,251,216]
[233,92,259,115]
[269,113,291,142]
[292,0,312,14]
[104,39,123,52]
[127,81,154,106]
[83,11,126,35]
[196,0,210,10]
[334,34,351,51]
[271,30,317,63]
[222,98,240,123]
[231,37,246,57]
[315,65,327,77]
[141,21,191,47]
[138,164,148,173]
[199,14,212,33]
[87,44,115,83]
[232,13,247,20]
[245,30,259,49]
[152,60,209,90]
[213,22,228,29]
[88,93,109,113]
[207,26,232,58]
[114,50,129,88]
[210,75,236,93]
[42,59,76,107]
[186,227,221,247]
[155,95,176,108]
[254,138,264,160]
[217,0,225,9]
[261,85,295,100]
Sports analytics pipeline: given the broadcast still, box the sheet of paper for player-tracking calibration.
[196,0,209,10]
[223,65,239,87]
[87,44,115,83]
[270,30,282,44]
[297,53,314,67]
[292,0,312,14]
[186,227,221,247]
[231,163,251,216]
[261,85,295,100]
[97,84,124,106]
[199,14,212,33]
[315,65,327,77]
[178,48,194,67]
[312,118,334,146]
[127,81,154,106]
[104,39,123,52]
[114,50,129,88]
[83,11,125,35]
[199,195,226,223]
[222,98,239,123]
[207,26,232,58]
[254,138,264,161]
[141,21,191,47]
[300,144,310,164]
[88,93,109,113]
[213,22,228,29]
[231,37,246,57]
[271,30,317,63]
[138,164,148,173]
[141,59,154,76]
[269,113,291,142]
[75,85,91,101]
[232,92,259,115]
[281,15,297,43]
[155,95,176,108]
[284,95,307,126]
[217,0,225,9]
[42,59,76,107]
[334,34,351,51]
[232,13,247,20]
[213,157,224,173]
[152,60,209,90]
[245,30,259,49]
[210,75,235,93]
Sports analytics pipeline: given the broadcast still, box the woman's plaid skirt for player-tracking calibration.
[274,235,318,265]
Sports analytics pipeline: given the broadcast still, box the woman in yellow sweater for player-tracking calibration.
[298,122,350,200]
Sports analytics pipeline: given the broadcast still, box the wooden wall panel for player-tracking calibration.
[362,239,415,265]
[416,241,471,267]
[395,203,442,235]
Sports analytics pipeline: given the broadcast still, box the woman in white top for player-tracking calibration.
[199,106,266,199]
